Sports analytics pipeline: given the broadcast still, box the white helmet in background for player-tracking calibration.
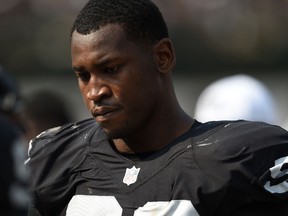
[194,74,278,124]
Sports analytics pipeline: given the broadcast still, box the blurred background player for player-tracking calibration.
[22,89,74,143]
[0,65,28,216]
[194,74,279,125]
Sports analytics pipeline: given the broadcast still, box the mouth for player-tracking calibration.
[92,106,120,122]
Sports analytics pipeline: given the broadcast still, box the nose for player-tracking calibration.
[86,77,111,103]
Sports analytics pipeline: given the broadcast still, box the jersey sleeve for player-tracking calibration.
[195,121,288,204]
[25,119,97,216]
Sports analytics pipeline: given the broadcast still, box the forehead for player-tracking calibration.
[71,24,129,50]
[70,23,155,71]
[71,24,144,68]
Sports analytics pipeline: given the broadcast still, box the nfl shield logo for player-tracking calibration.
[123,166,140,186]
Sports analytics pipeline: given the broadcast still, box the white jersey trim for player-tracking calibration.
[264,156,288,194]
[66,195,200,216]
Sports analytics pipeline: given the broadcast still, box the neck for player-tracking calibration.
[113,108,194,154]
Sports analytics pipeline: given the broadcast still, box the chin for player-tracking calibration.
[103,124,133,140]
[103,127,123,139]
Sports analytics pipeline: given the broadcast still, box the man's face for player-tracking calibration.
[71,24,161,139]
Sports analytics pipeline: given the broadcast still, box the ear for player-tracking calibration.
[153,38,176,74]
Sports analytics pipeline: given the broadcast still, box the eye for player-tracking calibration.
[75,71,91,82]
[104,65,120,74]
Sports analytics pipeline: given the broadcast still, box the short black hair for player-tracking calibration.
[71,0,169,45]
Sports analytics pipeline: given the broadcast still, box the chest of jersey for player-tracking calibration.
[68,157,199,215]
[64,139,225,216]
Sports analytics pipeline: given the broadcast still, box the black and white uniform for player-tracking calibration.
[26,119,288,216]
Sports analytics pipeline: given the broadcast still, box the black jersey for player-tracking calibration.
[26,119,288,216]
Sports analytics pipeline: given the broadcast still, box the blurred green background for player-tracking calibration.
[0,0,287,127]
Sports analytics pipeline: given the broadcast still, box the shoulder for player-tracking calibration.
[220,121,287,158]
[193,120,288,197]
[25,118,103,188]
[27,118,97,157]
[193,120,288,164]
[25,118,109,215]
[194,120,287,156]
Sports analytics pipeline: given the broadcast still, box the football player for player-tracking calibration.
[26,0,288,215]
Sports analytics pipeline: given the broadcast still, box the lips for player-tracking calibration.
[92,106,120,121]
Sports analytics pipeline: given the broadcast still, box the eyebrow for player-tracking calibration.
[72,66,84,72]
[72,56,122,72]
[72,61,108,72]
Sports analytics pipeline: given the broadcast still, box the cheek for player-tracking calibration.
[78,83,85,98]
[78,84,91,108]
[120,79,152,111]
